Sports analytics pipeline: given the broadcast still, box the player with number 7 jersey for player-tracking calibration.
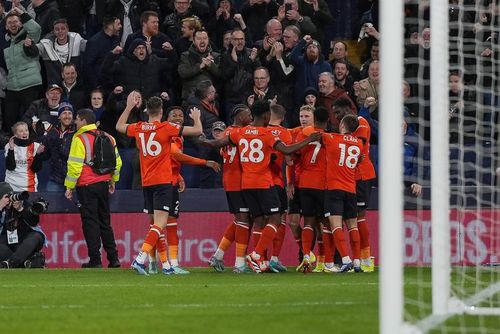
[116,92,203,275]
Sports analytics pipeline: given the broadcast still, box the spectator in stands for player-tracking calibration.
[198,120,224,188]
[265,25,300,126]
[359,41,379,79]
[37,18,87,85]
[333,59,355,100]
[276,0,316,36]
[56,0,92,35]
[163,0,207,42]
[42,101,76,191]
[5,121,45,192]
[30,0,60,37]
[246,66,279,107]
[101,38,175,99]
[303,86,318,107]
[60,62,86,111]
[178,29,221,101]
[240,0,278,41]
[329,41,360,82]
[104,0,144,45]
[23,84,63,136]
[297,0,332,46]
[220,28,259,121]
[89,89,106,123]
[290,34,331,107]
[124,10,175,59]
[317,72,356,131]
[208,1,250,50]
[3,8,43,134]
[175,16,202,55]
[354,60,379,111]
[257,18,282,58]
[84,15,121,90]
[185,80,221,137]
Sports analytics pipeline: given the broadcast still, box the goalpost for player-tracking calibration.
[380,0,500,333]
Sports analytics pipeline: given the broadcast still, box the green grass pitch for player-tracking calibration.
[1,268,499,333]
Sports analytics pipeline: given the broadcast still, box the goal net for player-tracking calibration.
[380,0,500,333]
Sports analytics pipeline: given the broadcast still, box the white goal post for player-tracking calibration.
[379,0,500,333]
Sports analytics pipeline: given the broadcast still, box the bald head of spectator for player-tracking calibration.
[253,67,270,91]
[331,41,348,61]
[266,19,282,40]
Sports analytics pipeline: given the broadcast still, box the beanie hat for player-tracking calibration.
[58,102,74,116]
[303,87,318,99]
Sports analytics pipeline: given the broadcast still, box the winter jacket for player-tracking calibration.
[100,46,173,99]
[61,80,87,111]
[290,39,331,105]
[56,0,93,35]
[22,98,60,126]
[34,0,61,38]
[4,14,42,91]
[220,47,260,105]
[42,123,76,184]
[83,29,120,89]
[184,95,221,137]
[37,31,87,85]
[178,44,221,101]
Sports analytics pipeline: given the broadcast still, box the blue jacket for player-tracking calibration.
[290,39,331,104]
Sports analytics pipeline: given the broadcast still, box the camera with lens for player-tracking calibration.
[8,191,29,202]
[30,198,49,215]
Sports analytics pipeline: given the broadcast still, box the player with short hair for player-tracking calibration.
[208,104,253,273]
[116,92,202,275]
[201,100,320,273]
[286,105,315,263]
[294,106,329,273]
[322,114,363,272]
[332,97,377,272]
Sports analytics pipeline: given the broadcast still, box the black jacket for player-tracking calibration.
[83,30,120,90]
[34,0,61,38]
[221,47,260,104]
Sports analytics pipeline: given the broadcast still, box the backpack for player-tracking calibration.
[84,130,117,175]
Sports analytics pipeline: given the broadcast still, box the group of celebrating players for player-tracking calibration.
[114,90,375,275]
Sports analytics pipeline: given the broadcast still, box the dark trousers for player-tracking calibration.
[3,86,41,133]
[0,231,44,267]
[76,181,119,264]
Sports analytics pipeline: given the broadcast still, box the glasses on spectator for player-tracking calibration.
[176,1,190,5]
[255,77,269,80]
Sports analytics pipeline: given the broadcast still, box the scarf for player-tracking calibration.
[201,100,219,116]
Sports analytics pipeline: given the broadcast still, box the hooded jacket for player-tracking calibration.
[100,39,174,99]
[4,14,42,91]
[37,31,87,85]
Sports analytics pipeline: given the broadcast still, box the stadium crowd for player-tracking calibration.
[0,0,499,271]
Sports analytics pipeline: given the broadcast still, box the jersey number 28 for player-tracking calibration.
[239,138,264,163]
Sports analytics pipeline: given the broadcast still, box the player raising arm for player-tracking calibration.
[116,92,202,275]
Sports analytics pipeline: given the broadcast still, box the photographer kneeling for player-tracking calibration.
[0,182,47,269]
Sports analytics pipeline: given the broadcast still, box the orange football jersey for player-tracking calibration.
[221,126,243,192]
[170,137,184,186]
[229,126,281,189]
[323,133,362,193]
[127,121,182,186]
[296,128,326,190]
[354,116,376,181]
[268,125,292,188]
[288,126,303,186]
